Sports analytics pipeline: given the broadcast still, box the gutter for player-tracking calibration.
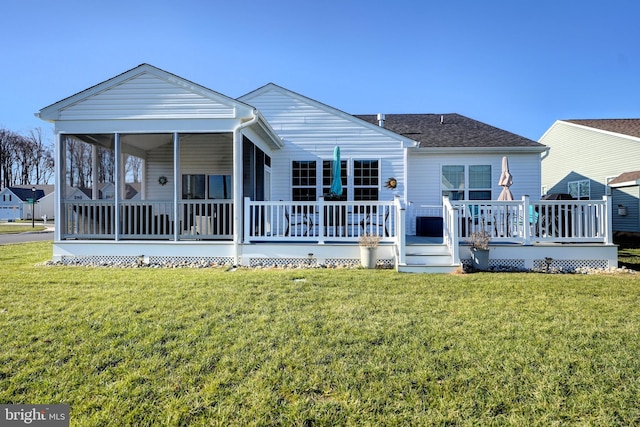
[232,109,260,266]
[410,146,548,154]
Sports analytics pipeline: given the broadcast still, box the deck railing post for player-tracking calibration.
[522,195,531,245]
[243,197,251,243]
[318,197,325,244]
[604,195,612,244]
[395,195,406,266]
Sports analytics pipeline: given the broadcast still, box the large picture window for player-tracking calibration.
[292,161,317,201]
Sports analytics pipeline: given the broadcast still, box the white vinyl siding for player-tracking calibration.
[146,133,233,200]
[541,121,640,200]
[408,152,542,206]
[240,87,405,203]
[58,73,237,121]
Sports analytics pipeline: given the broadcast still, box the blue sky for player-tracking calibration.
[1,0,639,141]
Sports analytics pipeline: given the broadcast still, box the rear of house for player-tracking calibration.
[36,64,617,271]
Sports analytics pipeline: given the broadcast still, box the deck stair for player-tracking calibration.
[397,242,460,273]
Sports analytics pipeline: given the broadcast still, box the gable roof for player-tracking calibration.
[608,170,640,187]
[355,113,545,150]
[6,187,45,201]
[564,119,640,139]
[37,63,256,121]
[239,83,418,148]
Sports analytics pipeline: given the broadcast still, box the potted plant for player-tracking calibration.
[468,230,490,271]
[358,233,381,269]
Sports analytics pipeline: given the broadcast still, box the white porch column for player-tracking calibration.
[232,130,243,264]
[54,133,64,243]
[114,133,121,241]
[173,133,180,241]
[91,145,98,200]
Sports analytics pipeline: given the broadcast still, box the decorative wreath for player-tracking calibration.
[158,176,168,186]
[384,177,397,189]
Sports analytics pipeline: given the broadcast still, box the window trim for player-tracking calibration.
[441,164,492,201]
[567,179,590,200]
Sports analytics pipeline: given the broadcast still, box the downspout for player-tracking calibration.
[232,109,259,266]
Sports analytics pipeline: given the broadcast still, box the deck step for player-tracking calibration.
[399,243,459,273]
[397,263,460,274]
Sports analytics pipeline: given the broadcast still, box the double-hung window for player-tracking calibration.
[292,161,317,201]
[291,158,380,201]
[353,160,379,201]
[322,160,347,200]
[442,164,492,200]
[468,165,492,200]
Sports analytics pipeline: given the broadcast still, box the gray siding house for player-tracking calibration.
[540,119,640,233]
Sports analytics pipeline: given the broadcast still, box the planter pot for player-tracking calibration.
[360,246,378,269]
[471,248,490,271]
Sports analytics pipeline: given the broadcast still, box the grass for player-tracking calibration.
[1,242,640,425]
[619,248,640,271]
[0,224,46,234]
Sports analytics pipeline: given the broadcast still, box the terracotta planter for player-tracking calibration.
[360,246,378,269]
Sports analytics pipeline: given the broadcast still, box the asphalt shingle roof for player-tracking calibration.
[565,119,640,139]
[355,113,544,148]
[608,170,640,186]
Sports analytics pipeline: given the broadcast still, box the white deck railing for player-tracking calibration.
[244,197,398,243]
[62,196,611,246]
[62,200,233,240]
[453,196,611,244]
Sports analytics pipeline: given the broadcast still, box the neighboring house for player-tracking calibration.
[36,64,616,272]
[540,119,640,233]
[0,186,47,220]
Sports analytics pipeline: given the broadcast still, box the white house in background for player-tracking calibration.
[36,64,616,272]
[0,185,52,221]
[540,119,640,233]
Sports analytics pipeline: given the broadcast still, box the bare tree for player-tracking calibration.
[0,128,19,188]
[125,155,143,183]
[27,128,54,185]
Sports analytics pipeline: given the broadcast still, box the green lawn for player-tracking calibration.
[1,242,639,426]
[0,224,46,234]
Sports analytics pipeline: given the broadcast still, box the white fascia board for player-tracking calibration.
[537,120,564,142]
[557,120,640,144]
[609,180,640,188]
[254,111,284,149]
[409,146,548,155]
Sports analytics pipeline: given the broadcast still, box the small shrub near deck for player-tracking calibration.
[1,242,639,426]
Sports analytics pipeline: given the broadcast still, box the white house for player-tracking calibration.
[36,64,617,272]
[0,186,51,221]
